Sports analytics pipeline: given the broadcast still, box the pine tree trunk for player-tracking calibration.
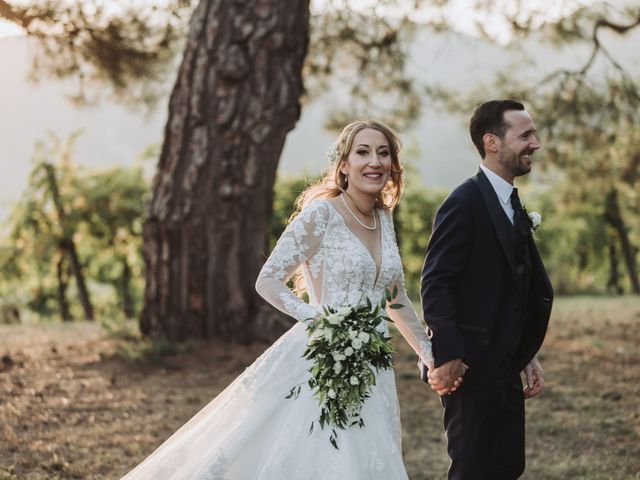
[141,0,310,342]
[605,189,640,294]
[119,256,135,318]
[606,240,623,295]
[56,255,73,321]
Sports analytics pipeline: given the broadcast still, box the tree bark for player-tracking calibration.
[605,189,640,294]
[606,240,623,295]
[43,163,95,320]
[119,256,135,318]
[55,255,73,321]
[141,0,310,342]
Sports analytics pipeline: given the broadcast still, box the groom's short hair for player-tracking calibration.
[470,100,525,158]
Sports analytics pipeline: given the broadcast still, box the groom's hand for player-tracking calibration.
[427,358,467,396]
[523,356,544,399]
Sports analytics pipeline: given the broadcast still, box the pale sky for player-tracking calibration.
[315,0,599,43]
[0,0,599,43]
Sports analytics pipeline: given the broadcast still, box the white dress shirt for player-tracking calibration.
[479,164,515,225]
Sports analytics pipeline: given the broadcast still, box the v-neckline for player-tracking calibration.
[324,200,384,286]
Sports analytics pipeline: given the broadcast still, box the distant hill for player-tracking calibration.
[1,24,636,222]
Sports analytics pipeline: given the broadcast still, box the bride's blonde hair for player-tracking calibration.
[295,120,404,213]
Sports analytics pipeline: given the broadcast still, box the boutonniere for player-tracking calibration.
[524,207,542,231]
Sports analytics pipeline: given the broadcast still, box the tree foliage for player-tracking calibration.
[427,2,640,293]
[0,0,449,125]
[0,134,148,322]
[0,0,193,105]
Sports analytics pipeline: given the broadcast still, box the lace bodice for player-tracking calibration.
[256,199,433,368]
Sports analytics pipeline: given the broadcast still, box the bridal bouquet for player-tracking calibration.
[286,288,401,449]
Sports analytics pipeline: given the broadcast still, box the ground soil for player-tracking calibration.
[1,296,639,479]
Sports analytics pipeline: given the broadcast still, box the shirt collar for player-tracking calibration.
[480,164,514,206]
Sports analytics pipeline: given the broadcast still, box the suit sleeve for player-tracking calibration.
[420,192,473,367]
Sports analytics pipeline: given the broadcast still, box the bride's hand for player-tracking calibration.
[430,375,464,396]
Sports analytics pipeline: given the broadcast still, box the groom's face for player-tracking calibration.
[497,110,540,177]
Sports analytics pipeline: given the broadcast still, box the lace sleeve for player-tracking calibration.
[387,270,434,370]
[384,211,434,370]
[255,200,329,324]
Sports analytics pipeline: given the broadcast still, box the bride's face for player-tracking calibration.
[340,128,392,197]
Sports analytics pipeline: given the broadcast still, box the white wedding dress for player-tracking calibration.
[122,199,434,480]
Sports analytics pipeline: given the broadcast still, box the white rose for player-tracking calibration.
[327,313,342,325]
[344,347,354,356]
[311,327,329,343]
[350,376,359,385]
[352,338,363,350]
[328,388,336,399]
[348,329,358,339]
[337,307,352,317]
[358,332,370,343]
[332,352,346,362]
[315,327,332,342]
[333,362,343,374]
[528,211,542,230]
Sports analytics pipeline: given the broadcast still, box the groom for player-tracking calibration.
[420,100,553,479]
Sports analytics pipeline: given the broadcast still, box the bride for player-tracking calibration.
[122,120,457,479]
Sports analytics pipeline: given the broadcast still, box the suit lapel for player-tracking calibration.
[471,169,521,290]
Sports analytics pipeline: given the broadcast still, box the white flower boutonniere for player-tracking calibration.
[528,211,542,231]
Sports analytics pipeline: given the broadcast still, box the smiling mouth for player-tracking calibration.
[363,173,383,179]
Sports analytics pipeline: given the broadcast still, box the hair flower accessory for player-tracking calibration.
[327,143,341,165]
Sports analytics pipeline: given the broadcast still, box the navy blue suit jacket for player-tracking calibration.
[420,169,553,391]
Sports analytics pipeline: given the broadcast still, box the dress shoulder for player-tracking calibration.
[296,198,331,221]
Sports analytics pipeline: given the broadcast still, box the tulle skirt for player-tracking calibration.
[121,322,410,480]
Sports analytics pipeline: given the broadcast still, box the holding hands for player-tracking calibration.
[427,358,468,396]
[425,356,545,398]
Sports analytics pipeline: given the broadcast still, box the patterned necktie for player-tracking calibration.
[510,188,530,237]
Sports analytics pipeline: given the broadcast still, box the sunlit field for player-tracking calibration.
[1,296,639,479]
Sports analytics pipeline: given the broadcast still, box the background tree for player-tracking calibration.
[0,0,449,341]
[138,0,312,342]
[77,167,147,318]
[0,134,148,322]
[1,134,94,320]
[0,0,436,122]
[512,4,639,294]
[7,1,635,341]
[0,0,193,105]
[428,2,640,293]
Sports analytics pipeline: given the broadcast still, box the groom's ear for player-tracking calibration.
[483,133,499,153]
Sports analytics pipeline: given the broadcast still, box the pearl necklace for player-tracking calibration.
[340,194,377,231]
